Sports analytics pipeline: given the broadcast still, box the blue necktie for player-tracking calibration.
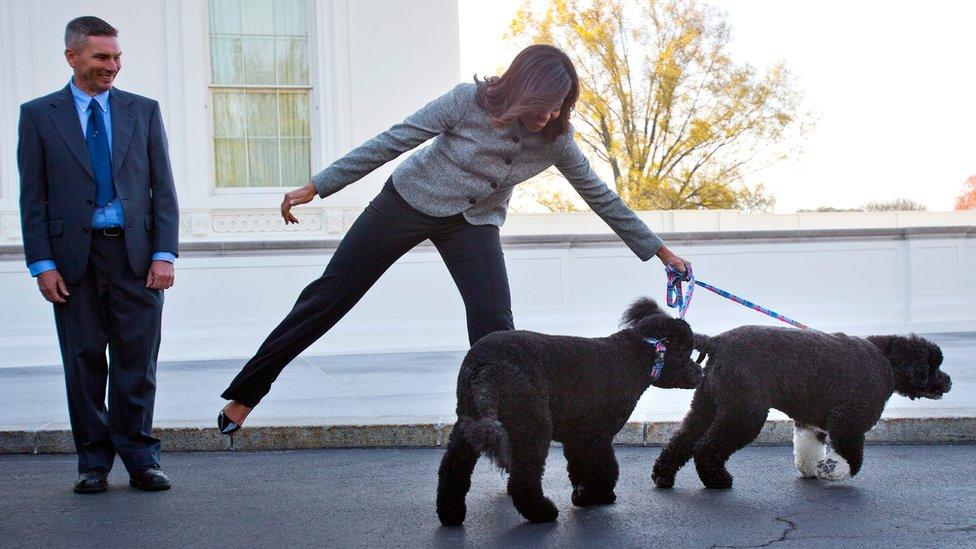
[85,98,115,206]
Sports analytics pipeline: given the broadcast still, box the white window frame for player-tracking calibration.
[206,0,317,193]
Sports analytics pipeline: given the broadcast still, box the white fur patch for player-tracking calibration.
[816,451,852,481]
[793,426,826,478]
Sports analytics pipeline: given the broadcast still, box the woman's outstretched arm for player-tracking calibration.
[310,83,474,199]
[554,128,689,271]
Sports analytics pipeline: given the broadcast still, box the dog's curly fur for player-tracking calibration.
[437,298,702,525]
[652,326,952,489]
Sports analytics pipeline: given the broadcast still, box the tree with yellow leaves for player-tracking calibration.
[509,0,807,211]
[956,175,976,210]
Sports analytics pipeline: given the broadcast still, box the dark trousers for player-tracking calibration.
[53,231,163,473]
[222,179,515,407]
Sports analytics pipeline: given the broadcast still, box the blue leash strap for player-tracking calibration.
[665,264,812,331]
[666,264,695,319]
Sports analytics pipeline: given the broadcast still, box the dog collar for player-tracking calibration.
[644,337,667,380]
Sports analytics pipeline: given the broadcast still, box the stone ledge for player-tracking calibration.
[3,416,973,454]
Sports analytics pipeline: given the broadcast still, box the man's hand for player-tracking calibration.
[37,270,70,304]
[146,260,175,290]
[280,182,317,224]
[656,245,691,273]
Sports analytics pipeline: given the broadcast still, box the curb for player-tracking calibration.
[3,417,975,454]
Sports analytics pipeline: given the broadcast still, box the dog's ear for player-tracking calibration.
[927,341,944,369]
[645,317,701,389]
[620,297,664,329]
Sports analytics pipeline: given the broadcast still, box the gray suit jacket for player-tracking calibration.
[18,85,180,283]
[312,83,663,261]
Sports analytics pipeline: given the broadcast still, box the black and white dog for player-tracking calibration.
[437,298,702,525]
[652,326,952,489]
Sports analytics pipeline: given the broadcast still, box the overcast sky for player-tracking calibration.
[459,0,976,212]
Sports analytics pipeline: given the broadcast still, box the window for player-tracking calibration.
[209,0,311,188]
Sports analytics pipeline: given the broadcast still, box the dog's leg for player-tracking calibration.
[507,414,558,523]
[570,439,618,507]
[817,430,864,481]
[793,423,827,478]
[562,442,584,490]
[692,405,768,489]
[436,426,481,526]
[653,384,717,489]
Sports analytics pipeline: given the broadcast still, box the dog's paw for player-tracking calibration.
[517,497,559,523]
[793,426,826,478]
[571,486,616,507]
[697,466,733,489]
[702,474,733,489]
[795,460,818,479]
[437,502,466,527]
[652,470,675,489]
[815,452,851,482]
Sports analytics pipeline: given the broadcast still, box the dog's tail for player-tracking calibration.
[693,333,715,364]
[455,365,511,471]
[454,416,511,471]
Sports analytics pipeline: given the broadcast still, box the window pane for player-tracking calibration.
[275,0,307,35]
[209,0,241,34]
[246,92,278,137]
[278,91,309,136]
[275,37,308,85]
[247,138,281,186]
[215,138,248,187]
[243,36,276,85]
[213,92,246,137]
[240,0,274,34]
[280,138,311,186]
[210,36,243,84]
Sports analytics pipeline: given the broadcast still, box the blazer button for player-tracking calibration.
[504,158,513,165]
[86,199,94,205]
[490,182,498,189]
[512,136,520,143]
[468,198,477,205]
[82,227,89,233]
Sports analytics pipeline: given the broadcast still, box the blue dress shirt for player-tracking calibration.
[28,79,175,277]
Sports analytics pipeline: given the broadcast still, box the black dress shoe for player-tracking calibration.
[129,464,172,491]
[74,468,109,494]
[217,410,241,436]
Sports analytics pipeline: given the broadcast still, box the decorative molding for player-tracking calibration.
[211,212,324,233]
[190,212,211,236]
[325,209,358,234]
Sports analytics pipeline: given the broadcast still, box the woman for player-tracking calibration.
[218,44,690,434]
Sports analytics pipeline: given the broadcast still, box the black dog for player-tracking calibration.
[436,298,701,525]
[652,326,952,489]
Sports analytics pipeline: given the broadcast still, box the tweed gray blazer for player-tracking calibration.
[311,82,663,261]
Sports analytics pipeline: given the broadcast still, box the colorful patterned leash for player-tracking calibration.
[666,264,812,331]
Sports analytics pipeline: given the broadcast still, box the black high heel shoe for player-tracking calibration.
[217,410,241,436]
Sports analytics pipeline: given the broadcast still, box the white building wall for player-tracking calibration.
[2,227,975,368]
[0,0,461,241]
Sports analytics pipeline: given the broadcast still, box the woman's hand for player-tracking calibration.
[656,245,691,273]
[280,182,317,224]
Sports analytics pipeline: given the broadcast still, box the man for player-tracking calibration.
[18,16,179,493]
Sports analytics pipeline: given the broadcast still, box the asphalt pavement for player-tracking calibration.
[2,445,975,547]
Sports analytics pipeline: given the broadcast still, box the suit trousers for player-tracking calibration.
[222,179,515,407]
[53,231,163,473]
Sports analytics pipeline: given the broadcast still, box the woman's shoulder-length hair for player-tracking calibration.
[474,44,579,143]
